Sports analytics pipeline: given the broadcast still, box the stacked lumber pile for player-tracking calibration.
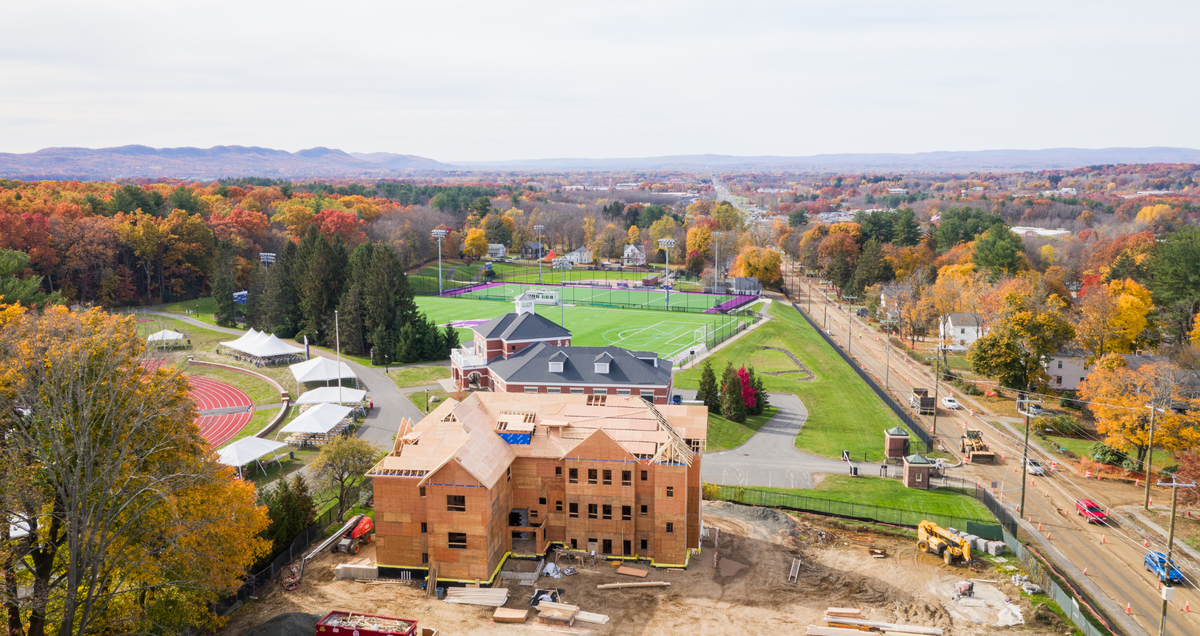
[534,600,578,626]
[576,611,610,625]
[491,608,528,623]
[443,587,509,607]
[597,581,670,589]
[809,608,942,636]
[616,566,648,578]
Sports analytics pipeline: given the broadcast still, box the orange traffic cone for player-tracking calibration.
[1031,478,1036,486]
[1101,534,1106,544]
[1083,567,1088,575]
[1126,603,1132,615]
[1144,538,1149,547]
[1046,532,1052,539]
[1185,601,1190,612]
[1150,497,1154,506]
[1038,522,1043,531]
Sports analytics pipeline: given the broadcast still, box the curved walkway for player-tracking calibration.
[684,390,884,489]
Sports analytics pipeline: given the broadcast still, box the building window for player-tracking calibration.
[419,486,426,497]
[641,470,648,481]
[588,469,598,485]
[422,552,429,564]
[548,387,561,393]
[507,466,512,482]
[448,532,467,549]
[421,522,427,534]
[1057,360,1063,369]
[666,522,674,534]
[622,505,632,521]
[916,473,923,482]
[617,389,631,395]
[569,468,578,484]
[539,497,547,505]
[571,387,584,394]
[447,495,466,512]
[571,538,577,549]
[569,503,579,518]
[602,504,612,520]
[602,470,612,485]
[602,539,612,554]
[640,539,648,551]
[1055,376,1062,385]
[524,386,538,393]
[593,387,609,394]
[666,486,674,498]
[640,389,655,396]
[622,470,632,486]
[530,509,538,519]
[556,500,563,512]
[640,504,648,516]
[556,466,563,478]
[588,504,598,519]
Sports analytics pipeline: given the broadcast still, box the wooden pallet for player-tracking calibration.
[443,587,510,607]
[492,608,528,623]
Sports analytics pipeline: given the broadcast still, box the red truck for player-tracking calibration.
[316,611,419,636]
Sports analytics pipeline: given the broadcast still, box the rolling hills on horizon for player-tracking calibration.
[1,145,1198,180]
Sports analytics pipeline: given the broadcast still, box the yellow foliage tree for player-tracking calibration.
[732,246,781,284]
[627,224,641,246]
[828,222,862,240]
[114,209,170,304]
[271,198,317,240]
[1073,278,1151,360]
[1135,203,1175,225]
[463,228,488,258]
[686,225,713,259]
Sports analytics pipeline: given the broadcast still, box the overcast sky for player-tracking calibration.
[2,0,1196,161]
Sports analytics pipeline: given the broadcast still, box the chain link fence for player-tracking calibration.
[1001,529,1124,636]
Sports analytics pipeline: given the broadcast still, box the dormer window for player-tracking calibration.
[595,362,609,374]
[593,351,613,374]
[549,361,564,373]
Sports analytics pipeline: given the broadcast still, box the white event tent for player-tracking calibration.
[220,329,304,364]
[289,356,358,386]
[217,437,287,473]
[281,403,354,435]
[295,387,367,405]
[147,329,187,347]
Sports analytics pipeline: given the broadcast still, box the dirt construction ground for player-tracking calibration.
[222,502,1075,636]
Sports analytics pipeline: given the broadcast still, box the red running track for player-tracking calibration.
[187,376,254,448]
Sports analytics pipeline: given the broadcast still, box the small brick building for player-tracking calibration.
[368,392,707,584]
[902,453,933,489]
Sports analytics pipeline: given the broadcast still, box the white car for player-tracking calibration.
[941,396,960,409]
[1026,458,1045,476]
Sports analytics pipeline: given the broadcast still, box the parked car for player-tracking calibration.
[671,394,683,405]
[1075,499,1107,524]
[1027,404,1047,416]
[1025,458,1045,476]
[941,396,960,409]
[1145,552,1185,585]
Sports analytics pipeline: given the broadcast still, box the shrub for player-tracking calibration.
[1089,442,1123,465]
[1058,390,1082,410]
[1033,414,1084,437]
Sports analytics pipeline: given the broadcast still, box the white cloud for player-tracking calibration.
[1,0,1197,160]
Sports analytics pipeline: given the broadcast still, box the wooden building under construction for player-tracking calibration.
[368,392,707,583]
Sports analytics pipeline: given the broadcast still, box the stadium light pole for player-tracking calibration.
[432,229,449,295]
[535,224,545,284]
[659,238,676,311]
[711,231,723,290]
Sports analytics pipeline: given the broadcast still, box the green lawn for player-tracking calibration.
[746,475,993,523]
[408,388,450,414]
[386,364,451,388]
[706,406,779,453]
[157,296,221,327]
[453,280,735,312]
[417,296,750,360]
[677,303,906,462]
[224,409,279,447]
[245,447,317,486]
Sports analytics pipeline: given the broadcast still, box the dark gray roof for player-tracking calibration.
[473,312,571,342]
[524,241,543,249]
[945,312,982,325]
[489,344,672,387]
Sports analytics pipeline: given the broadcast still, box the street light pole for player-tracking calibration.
[432,229,449,295]
[535,224,545,284]
[1158,477,1195,636]
[712,231,723,291]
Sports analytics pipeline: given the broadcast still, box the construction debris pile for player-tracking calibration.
[316,611,417,636]
[805,608,943,636]
[943,527,1008,557]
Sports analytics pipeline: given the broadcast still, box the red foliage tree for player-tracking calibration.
[313,209,367,247]
[737,365,756,410]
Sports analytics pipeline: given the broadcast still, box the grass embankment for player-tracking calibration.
[677,303,907,462]
[386,364,450,388]
[408,388,451,414]
[157,296,220,327]
[758,475,993,522]
[705,406,779,453]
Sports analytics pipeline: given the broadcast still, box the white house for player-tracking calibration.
[487,243,507,259]
[562,245,592,265]
[623,244,646,266]
[1044,349,1092,391]
[939,313,987,351]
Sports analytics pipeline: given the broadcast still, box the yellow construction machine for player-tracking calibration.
[917,520,972,565]
[960,429,995,464]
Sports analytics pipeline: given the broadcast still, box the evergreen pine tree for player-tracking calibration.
[721,365,747,424]
[825,251,854,293]
[892,208,920,247]
[696,360,720,413]
[753,371,769,415]
[336,282,366,355]
[265,241,302,337]
[211,240,236,328]
[850,238,894,297]
[395,320,417,363]
[244,262,268,330]
[371,326,393,366]
[443,324,461,357]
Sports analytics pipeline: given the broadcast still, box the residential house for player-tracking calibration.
[1043,350,1198,393]
[487,244,507,259]
[562,246,593,265]
[622,244,646,267]
[521,241,545,260]
[369,391,708,583]
[939,313,987,351]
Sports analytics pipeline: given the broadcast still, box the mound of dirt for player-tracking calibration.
[241,612,319,636]
[1030,602,1064,628]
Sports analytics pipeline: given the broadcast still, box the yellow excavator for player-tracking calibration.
[917,520,972,566]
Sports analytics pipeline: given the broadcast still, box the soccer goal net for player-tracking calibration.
[694,326,708,344]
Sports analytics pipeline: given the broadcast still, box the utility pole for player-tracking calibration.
[881,318,897,391]
[432,229,449,295]
[1145,401,1162,511]
[535,224,545,284]
[712,231,722,291]
[930,351,940,436]
[844,296,858,358]
[1019,382,1032,518]
[1158,477,1195,636]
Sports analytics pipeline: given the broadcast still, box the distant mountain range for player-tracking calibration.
[1,145,1198,180]
[451,147,1200,171]
[0,145,451,180]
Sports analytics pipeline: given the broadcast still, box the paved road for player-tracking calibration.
[782,261,1176,636]
[677,389,876,488]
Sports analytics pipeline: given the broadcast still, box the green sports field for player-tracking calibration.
[450,281,739,312]
[417,296,749,359]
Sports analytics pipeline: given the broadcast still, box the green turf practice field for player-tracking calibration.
[417,296,748,359]
[450,281,738,312]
